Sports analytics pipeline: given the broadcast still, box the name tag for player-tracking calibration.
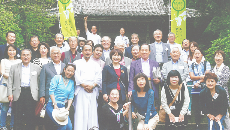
[179,66,184,69]
[170,106,176,110]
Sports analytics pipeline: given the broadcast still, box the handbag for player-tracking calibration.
[35,101,45,116]
[0,75,9,103]
[159,83,182,123]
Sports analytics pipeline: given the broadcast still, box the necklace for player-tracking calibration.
[62,77,70,86]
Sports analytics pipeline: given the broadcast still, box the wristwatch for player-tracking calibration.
[53,102,57,106]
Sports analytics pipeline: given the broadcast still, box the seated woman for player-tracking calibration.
[161,70,190,130]
[46,64,76,130]
[200,72,228,130]
[132,73,159,130]
[101,88,130,130]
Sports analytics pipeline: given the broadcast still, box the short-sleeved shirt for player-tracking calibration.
[86,30,101,45]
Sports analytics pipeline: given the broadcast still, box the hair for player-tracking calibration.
[4,44,18,59]
[61,63,76,81]
[120,27,125,31]
[168,32,175,37]
[131,33,139,39]
[67,36,77,43]
[50,46,61,55]
[194,48,205,56]
[153,29,162,36]
[37,42,50,58]
[102,36,111,42]
[214,50,225,60]
[6,31,16,37]
[54,33,64,39]
[131,45,139,51]
[94,44,103,51]
[114,40,125,47]
[82,44,93,52]
[86,40,94,47]
[166,70,182,85]
[139,43,150,51]
[204,72,218,82]
[91,25,97,29]
[182,39,189,45]
[109,88,119,95]
[171,46,181,54]
[109,49,123,61]
[21,49,32,55]
[29,35,39,42]
[188,41,199,60]
[133,73,150,92]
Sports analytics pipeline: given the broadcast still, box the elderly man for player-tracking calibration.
[8,49,41,130]
[162,47,188,81]
[52,33,70,53]
[114,28,130,47]
[149,29,171,68]
[100,36,111,61]
[28,35,40,61]
[0,31,21,61]
[181,39,190,62]
[61,36,81,64]
[167,32,182,52]
[74,44,102,130]
[84,16,101,45]
[128,44,161,109]
[125,33,139,59]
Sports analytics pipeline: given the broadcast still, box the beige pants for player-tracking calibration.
[137,113,159,130]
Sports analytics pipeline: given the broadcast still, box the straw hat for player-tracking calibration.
[52,107,69,125]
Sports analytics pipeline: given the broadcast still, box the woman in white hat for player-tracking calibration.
[46,63,76,130]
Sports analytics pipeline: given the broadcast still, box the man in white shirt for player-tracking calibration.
[74,44,102,130]
[51,33,70,53]
[167,32,182,52]
[181,39,190,63]
[84,16,101,45]
[114,28,130,47]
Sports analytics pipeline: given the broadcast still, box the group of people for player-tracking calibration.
[0,16,229,130]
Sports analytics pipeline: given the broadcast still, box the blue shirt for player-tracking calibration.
[132,89,157,124]
[49,75,75,105]
[172,60,178,70]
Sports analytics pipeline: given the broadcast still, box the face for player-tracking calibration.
[190,43,197,53]
[101,37,111,50]
[8,46,16,58]
[6,33,16,44]
[215,53,224,65]
[182,39,189,49]
[131,35,139,44]
[206,78,216,90]
[21,50,31,64]
[120,28,125,35]
[30,37,40,48]
[51,48,61,62]
[114,43,125,53]
[93,47,103,59]
[79,41,85,47]
[69,37,78,49]
[54,34,64,46]
[137,77,146,89]
[170,76,179,86]
[109,89,119,103]
[131,46,140,58]
[64,66,75,79]
[39,45,48,57]
[82,45,93,60]
[140,45,150,60]
[76,30,80,36]
[170,48,180,61]
[194,50,203,61]
[91,26,97,34]
[168,34,175,43]
[112,52,121,64]
[154,30,162,42]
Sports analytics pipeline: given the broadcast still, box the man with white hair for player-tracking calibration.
[100,36,111,61]
[167,32,182,52]
[162,47,188,81]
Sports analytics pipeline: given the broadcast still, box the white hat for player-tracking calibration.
[52,107,69,125]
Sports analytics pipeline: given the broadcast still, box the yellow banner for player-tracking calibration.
[171,0,186,44]
[58,0,77,40]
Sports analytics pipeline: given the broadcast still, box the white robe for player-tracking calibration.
[73,58,102,130]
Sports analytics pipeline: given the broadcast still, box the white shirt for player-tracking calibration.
[141,58,150,77]
[114,35,130,47]
[155,42,163,63]
[86,30,101,45]
[21,63,30,86]
[51,41,70,53]
[180,49,189,62]
[53,61,62,75]
[168,42,182,52]
[103,49,110,61]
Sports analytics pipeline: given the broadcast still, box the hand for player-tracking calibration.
[54,105,59,110]
[168,113,175,123]
[86,84,94,92]
[194,83,199,88]
[40,97,45,105]
[132,112,137,119]
[153,78,160,84]
[66,107,70,111]
[8,95,13,102]
[215,114,223,122]
[84,16,88,21]
[200,75,205,79]
[123,102,131,110]
[128,91,132,97]
[103,94,108,102]
[178,114,184,122]
[207,114,215,120]
[143,124,149,130]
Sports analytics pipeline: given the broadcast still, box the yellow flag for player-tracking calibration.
[58,0,77,40]
[171,0,186,45]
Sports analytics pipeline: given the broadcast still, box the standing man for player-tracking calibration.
[52,33,70,53]
[181,39,190,62]
[84,16,101,45]
[74,44,102,130]
[124,33,139,59]
[100,36,111,61]
[167,32,182,52]
[28,35,40,61]
[7,49,41,130]
[76,28,81,38]
[61,36,81,64]
[0,31,21,62]
[149,29,171,68]
[114,28,130,47]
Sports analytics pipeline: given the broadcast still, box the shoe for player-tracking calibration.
[187,110,191,115]
[0,127,8,130]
